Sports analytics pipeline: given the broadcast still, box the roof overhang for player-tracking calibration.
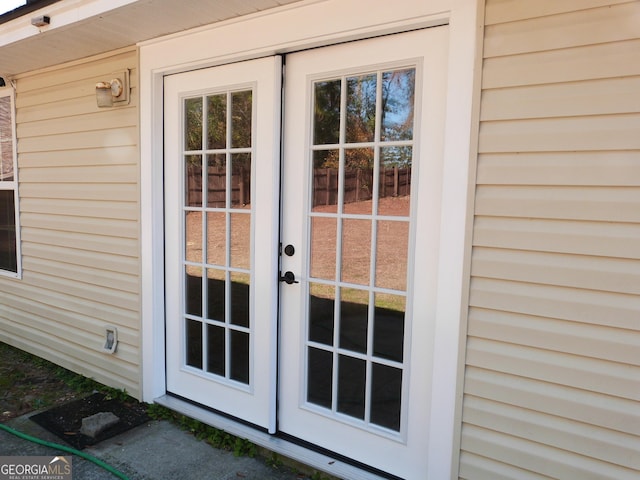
[0,0,304,77]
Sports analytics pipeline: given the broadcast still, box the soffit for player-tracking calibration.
[0,0,304,77]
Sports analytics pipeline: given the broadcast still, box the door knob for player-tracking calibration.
[279,271,299,284]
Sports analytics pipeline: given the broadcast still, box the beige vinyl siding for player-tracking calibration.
[460,1,640,479]
[0,48,140,397]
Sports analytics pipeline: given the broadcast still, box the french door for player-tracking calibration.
[164,56,282,431]
[165,27,448,478]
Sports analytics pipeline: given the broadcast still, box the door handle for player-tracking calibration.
[279,271,299,284]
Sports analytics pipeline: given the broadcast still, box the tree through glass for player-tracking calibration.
[307,67,415,433]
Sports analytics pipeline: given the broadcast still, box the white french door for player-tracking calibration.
[164,56,282,431]
[279,28,448,478]
[164,27,448,478]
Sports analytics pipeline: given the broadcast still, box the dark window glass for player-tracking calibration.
[337,355,366,420]
[307,347,333,408]
[206,324,225,376]
[230,330,249,384]
[371,363,402,431]
[0,190,16,272]
[185,319,203,369]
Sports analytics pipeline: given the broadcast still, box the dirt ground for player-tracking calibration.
[0,342,89,422]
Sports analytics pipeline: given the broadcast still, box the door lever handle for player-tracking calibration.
[279,271,299,284]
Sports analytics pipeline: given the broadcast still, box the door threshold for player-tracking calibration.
[154,395,389,480]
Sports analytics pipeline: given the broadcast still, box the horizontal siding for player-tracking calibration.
[482,39,640,89]
[461,1,640,478]
[0,48,140,398]
[484,0,633,25]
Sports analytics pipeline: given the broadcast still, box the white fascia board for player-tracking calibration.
[0,0,138,48]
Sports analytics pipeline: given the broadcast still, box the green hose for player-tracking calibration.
[0,422,130,480]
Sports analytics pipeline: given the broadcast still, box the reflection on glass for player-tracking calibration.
[381,68,415,142]
[343,148,373,214]
[375,220,408,290]
[310,216,336,280]
[207,154,226,208]
[206,324,225,376]
[185,319,203,368]
[309,283,335,346]
[230,213,250,269]
[337,355,365,420]
[0,97,14,181]
[230,272,250,328]
[307,347,333,408]
[184,97,203,151]
[339,287,368,354]
[231,90,252,148]
[185,266,202,316]
[378,146,411,216]
[207,94,227,150]
[206,212,225,266]
[312,150,339,212]
[313,80,341,145]
[346,74,376,143]
[371,363,402,431]
[185,211,202,263]
[231,153,251,207]
[341,218,371,286]
[185,155,202,207]
[207,268,225,322]
[230,330,249,384]
[373,293,405,362]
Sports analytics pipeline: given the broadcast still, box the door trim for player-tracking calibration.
[140,1,483,478]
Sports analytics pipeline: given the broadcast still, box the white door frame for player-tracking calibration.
[140,0,483,478]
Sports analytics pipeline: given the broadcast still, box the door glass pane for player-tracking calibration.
[230,212,250,269]
[230,330,250,384]
[207,94,227,150]
[305,65,415,435]
[339,287,368,354]
[207,324,225,376]
[230,272,250,328]
[231,90,252,148]
[207,154,226,208]
[313,80,341,145]
[206,212,226,266]
[341,218,371,286]
[185,319,203,368]
[370,364,402,431]
[309,283,334,346]
[185,211,202,263]
[375,220,408,291]
[312,150,339,213]
[185,155,202,207]
[307,347,333,409]
[310,216,336,280]
[373,293,405,362]
[207,268,225,322]
[343,148,373,215]
[378,146,411,216]
[231,152,251,207]
[184,97,203,151]
[346,74,376,143]
[381,69,415,142]
[337,355,366,420]
[185,266,202,317]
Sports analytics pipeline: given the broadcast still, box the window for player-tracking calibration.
[0,87,20,276]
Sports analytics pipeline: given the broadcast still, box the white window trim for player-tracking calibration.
[139,0,483,478]
[0,85,21,279]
